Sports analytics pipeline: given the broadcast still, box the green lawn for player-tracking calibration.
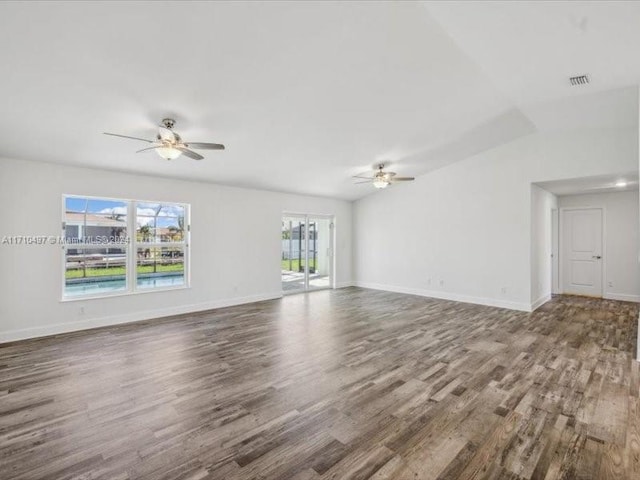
[68,259,318,278]
[66,263,183,279]
[137,263,184,274]
[281,259,316,272]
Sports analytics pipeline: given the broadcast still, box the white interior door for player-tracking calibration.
[561,208,603,297]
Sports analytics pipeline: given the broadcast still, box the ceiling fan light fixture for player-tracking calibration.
[104,118,224,161]
[373,177,389,189]
[156,146,182,160]
[353,163,414,189]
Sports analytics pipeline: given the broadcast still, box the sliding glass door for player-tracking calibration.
[281,214,333,293]
[281,215,307,293]
[308,217,332,290]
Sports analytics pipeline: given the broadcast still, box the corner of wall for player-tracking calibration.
[529,293,551,312]
[354,281,532,312]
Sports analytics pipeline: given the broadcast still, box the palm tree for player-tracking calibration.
[137,225,154,272]
[138,225,151,242]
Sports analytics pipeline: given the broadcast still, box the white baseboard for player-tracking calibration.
[637,314,640,362]
[0,292,283,344]
[354,282,532,312]
[603,292,640,303]
[530,294,552,311]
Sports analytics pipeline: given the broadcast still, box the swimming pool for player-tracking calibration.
[65,275,184,297]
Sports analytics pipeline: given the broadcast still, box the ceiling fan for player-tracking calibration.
[353,164,415,189]
[104,118,225,161]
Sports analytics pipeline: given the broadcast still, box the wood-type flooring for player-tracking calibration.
[1,288,639,479]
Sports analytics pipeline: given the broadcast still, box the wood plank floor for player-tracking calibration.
[1,288,639,480]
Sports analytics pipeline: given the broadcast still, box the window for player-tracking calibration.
[134,202,186,291]
[63,195,189,299]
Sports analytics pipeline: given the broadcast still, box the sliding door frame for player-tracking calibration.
[282,212,335,294]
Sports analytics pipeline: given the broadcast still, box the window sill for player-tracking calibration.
[60,284,190,302]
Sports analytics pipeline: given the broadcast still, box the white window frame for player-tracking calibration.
[61,194,190,301]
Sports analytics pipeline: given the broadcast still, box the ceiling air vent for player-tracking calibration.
[569,74,589,86]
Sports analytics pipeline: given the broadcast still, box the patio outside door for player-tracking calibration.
[281,214,333,293]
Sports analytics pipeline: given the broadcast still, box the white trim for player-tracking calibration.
[61,195,191,300]
[531,294,552,311]
[335,281,354,289]
[637,314,640,362]
[129,199,136,292]
[281,212,335,291]
[551,208,559,294]
[282,211,335,219]
[354,282,532,312]
[0,292,283,344]
[59,284,189,302]
[603,292,640,303]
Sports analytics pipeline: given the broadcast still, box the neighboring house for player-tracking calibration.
[154,227,183,243]
[281,223,318,260]
[64,211,127,254]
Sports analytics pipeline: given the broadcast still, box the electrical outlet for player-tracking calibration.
[79,306,85,315]
[427,278,432,286]
[608,281,613,288]
[501,287,507,294]
[438,279,444,287]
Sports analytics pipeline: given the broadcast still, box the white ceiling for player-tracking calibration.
[0,1,639,200]
[426,1,640,107]
[536,172,639,196]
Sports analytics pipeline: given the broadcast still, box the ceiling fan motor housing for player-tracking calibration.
[162,118,176,129]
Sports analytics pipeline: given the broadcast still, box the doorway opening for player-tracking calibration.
[534,173,639,312]
[281,214,334,293]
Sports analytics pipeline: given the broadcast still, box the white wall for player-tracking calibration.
[530,185,557,308]
[558,190,639,302]
[0,157,353,342]
[354,128,638,311]
[1,127,638,342]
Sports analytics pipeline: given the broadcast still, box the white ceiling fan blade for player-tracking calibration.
[354,180,373,184]
[176,146,204,160]
[186,142,225,150]
[136,145,161,153]
[353,174,374,179]
[104,132,153,143]
[391,177,415,182]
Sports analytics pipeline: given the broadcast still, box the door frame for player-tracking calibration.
[558,206,606,297]
[282,212,335,294]
[551,208,559,294]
